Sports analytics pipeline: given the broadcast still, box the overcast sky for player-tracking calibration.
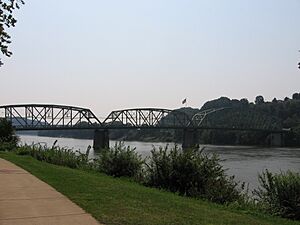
[1,0,300,117]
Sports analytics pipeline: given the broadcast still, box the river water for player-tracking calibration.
[19,135,300,190]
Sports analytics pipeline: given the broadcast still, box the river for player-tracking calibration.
[19,134,300,191]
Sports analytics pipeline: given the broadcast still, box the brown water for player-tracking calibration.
[19,135,300,190]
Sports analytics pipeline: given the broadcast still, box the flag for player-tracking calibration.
[182,98,187,104]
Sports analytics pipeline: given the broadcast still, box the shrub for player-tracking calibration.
[0,118,18,151]
[145,145,241,204]
[95,142,143,178]
[0,141,17,151]
[15,141,92,169]
[254,170,300,220]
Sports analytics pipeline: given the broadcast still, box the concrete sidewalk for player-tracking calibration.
[0,158,101,225]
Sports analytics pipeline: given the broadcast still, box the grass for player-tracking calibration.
[1,152,299,225]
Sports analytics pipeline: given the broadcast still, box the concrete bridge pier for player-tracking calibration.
[270,133,284,147]
[182,129,198,150]
[93,129,109,150]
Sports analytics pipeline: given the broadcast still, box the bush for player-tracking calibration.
[145,145,241,204]
[254,170,300,220]
[15,141,91,169]
[0,141,18,152]
[95,142,143,178]
[0,118,18,151]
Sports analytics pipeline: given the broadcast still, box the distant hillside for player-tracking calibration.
[197,95,300,146]
[201,96,300,128]
[11,117,47,127]
[201,96,250,110]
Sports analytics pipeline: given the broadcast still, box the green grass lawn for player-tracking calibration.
[1,152,299,225]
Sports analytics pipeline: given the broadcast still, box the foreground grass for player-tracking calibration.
[1,152,299,225]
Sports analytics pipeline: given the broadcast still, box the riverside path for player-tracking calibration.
[0,158,101,225]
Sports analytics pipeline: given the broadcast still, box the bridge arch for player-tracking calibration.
[102,108,193,129]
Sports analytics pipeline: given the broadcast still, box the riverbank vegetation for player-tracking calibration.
[5,142,300,221]
[254,170,300,220]
[95,143,143,178]
[144,146,241,204]
[15,141,91,169]
[15,143,243,205]
[0,152,299,225]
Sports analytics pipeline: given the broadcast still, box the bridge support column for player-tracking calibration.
[93,129,109,150]
[182,129,198,150]
[270,133,284,147]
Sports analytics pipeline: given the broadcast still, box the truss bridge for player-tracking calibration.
[0,104,286,149]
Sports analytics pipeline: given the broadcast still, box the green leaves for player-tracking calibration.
[254,170,300,220]
[15,143,92,169]
[0,118,18,147]
[95,142,144,178]
[0,0,24,66]
[145,145,241,204]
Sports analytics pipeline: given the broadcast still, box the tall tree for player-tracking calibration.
[240,98,249,106]
[255,95,264,105]
[0,118,18,144]
[292,93,300,100]
[0,0,24,66]
[272,98,278,103]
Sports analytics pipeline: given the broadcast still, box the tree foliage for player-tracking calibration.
[292,93,300,100]
[145,145,242,204]
[255,95,265,105]
[254,170,300,220]
[0,0,24,66]
[0,118,17,143]
[95,142,144,178]
[198,94,300,146]
[0,118,18,151]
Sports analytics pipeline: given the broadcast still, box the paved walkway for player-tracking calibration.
[0,158,101,225]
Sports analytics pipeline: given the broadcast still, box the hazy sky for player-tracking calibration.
[1,0,300,117]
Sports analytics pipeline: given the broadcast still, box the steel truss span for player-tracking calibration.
[0,104,101,130]
[102,108,192,129]
[0,105,193,130]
